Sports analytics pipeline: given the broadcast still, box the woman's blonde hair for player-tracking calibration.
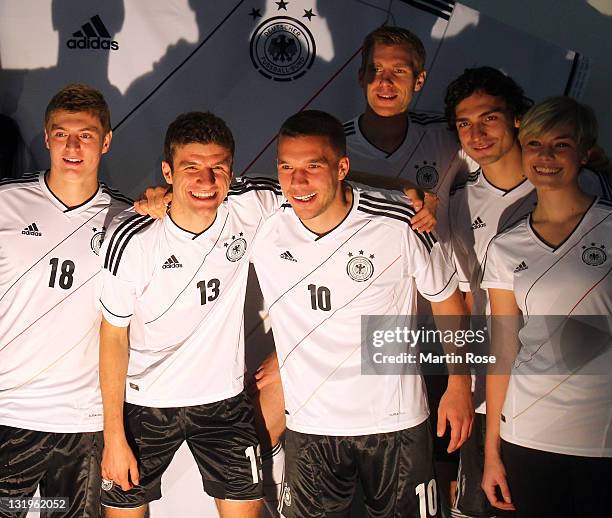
[519,96,611,176]
[519,96,597,153]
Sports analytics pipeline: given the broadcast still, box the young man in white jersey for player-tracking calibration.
[444,67,533,518]
[98,112,284,517]
[250,110,474,517]
[339,29,477,510]
[0,84,131,517]
[444,67,612,518]
[344,25,475,238]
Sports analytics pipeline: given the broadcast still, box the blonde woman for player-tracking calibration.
[480,97,611,517]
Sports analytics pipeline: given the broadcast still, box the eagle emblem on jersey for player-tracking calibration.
[225,233,247,262]
[581,243,606,266]
[414,161,439,190]
[249,14,316,82]
[90,227,105,255]
[346,251,374,282]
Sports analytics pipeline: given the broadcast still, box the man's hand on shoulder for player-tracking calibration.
[405,189,438,233]
[134,186,172,219]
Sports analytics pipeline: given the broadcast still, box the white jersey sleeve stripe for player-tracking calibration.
[419,269,457,298]
[358,194,417,217]
[101,185,134,205]
[357,206,435,253]
[227,184,283,197]
[104,215,152,274]
[100,299,133,319]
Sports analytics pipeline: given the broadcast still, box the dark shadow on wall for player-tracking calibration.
[0,0,126,173]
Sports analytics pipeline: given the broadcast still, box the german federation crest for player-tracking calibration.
[90,227,105,255]
[225,234,247,262]
[581,244,606,266]
[414,162,439,190]
[250,16,316,81]
[346,251,374,282]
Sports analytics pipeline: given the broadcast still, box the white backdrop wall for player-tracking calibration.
[0,1,601,517]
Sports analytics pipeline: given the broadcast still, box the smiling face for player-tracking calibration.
[277,134,350,234]
[359,43,426,118]
[521,125,586,192]
[45,109,111,184]
[162,142,232,229]
[454,91,519,166]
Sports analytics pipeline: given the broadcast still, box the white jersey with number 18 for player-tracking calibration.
[0,171,131,432]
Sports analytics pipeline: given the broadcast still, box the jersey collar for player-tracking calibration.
[165,203,227,242]
[480,169,533,198]
[356,114,411,159]
[527,197,598,253]
[39,170,102,215]
[293,184,359,242]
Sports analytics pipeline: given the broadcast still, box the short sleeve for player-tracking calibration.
[481,237,514,291]
[448,198,471,292]
[98,211,144,327]
[404,228,458,302]
[230,176,284,218]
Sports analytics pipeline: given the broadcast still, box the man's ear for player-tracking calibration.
[161,161,173,185]
[101,130,112,154]
[44,129,50,150]
[338,156,350,181]
[414,70,427,92]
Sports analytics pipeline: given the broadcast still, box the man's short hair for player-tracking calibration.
[45,84,111,134]
[278,110,346,157]
[444,66,533,130]
[164,112,235,168]
[518,96,598,155]
[359,26,426,75]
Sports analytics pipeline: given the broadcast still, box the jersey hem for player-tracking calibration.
[125,386,243,408]
[286,413,429,436]
[0,416,103,433]
[500,433,612,458]
[458,281,470,292]
[480,281,513,290]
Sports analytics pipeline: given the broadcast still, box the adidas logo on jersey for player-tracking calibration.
[22,223,42,236]
[514,261,528,272]
[66,15,119,50]
[471,217,487,230]
[280,251,297,262]
[162,255,182,269]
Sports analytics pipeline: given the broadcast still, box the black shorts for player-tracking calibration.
[454,413,495,517]
[281,420,439,518]
[101,390,263,509]
[502,440,612,518]
[0,425,102,518]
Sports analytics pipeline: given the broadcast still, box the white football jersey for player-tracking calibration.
[450,168,610,413]
[344,112,477,239]
[0,171,131,432]
[482,198,612,457]
[100,177,282,408]
[252,184,458,436]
